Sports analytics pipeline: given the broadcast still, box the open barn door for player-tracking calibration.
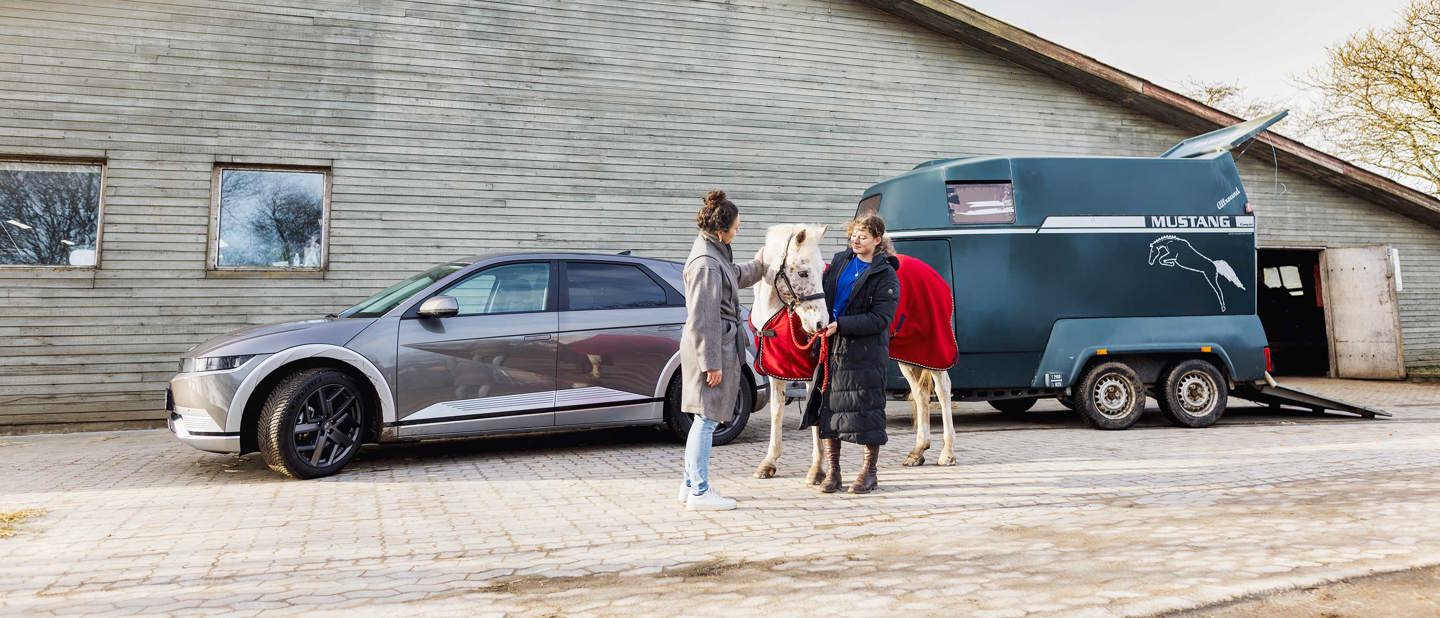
[1321,246,1406,379]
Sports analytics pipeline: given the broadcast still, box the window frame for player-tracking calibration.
[558,260,678,312]
[0,156,108,270]
[945,181,1016,226]
[208,163,332,275]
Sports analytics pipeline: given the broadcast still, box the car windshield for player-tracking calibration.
[338,261,467,318]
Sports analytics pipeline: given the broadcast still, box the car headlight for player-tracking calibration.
[181,355,256,373]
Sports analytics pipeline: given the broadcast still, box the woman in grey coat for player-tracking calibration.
[678,190,767,511]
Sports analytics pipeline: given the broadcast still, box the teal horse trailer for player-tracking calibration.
[861,112,1386,429]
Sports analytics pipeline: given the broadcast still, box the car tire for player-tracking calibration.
[1157,359,1227,428]
[988,397,1037,416]
[1076,361,1145,430]
[664,371,753,445]
[258,368,369,479]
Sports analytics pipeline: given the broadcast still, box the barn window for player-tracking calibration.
[0,160,104,267]
[946,182,1015,225]
[212,166,329,270]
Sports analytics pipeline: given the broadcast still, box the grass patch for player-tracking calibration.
[0,509,45,538]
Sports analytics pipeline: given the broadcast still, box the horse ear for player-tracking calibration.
[795,228,807,244]
[817,224,829,240]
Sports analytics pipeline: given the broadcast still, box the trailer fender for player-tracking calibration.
[1031,315,1268,388]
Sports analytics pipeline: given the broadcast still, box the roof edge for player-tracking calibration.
[856,0,1440,228]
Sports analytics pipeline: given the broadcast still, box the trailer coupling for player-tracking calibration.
[1230,372,1392,418]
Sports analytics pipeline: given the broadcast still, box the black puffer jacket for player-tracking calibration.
[800,248,900,445]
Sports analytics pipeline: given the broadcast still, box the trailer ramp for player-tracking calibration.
[1231,373,1392,418]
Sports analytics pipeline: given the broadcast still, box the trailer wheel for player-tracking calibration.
[989,397,1037,416]
[1076,361,1145,430]
[1157,359,1227,428]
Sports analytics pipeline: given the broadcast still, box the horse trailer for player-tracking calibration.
[859,112,1385,429]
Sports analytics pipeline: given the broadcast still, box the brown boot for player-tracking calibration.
[819,439,843,493]
[848,444,879,494]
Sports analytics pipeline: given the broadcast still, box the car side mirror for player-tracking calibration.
[417,295,459,319]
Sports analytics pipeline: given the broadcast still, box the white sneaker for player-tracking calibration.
[686,488,737,511]
[678,482,691,504]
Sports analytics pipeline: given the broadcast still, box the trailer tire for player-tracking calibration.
[1076,361,1145,430]
[1157,359,1226,428]
[989,397,1037,416]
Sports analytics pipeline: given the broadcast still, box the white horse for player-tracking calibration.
[750,224,958,485]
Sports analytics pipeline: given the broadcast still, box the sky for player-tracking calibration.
[958,0,1414,107]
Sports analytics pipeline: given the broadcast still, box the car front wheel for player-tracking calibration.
[258,368,369,479]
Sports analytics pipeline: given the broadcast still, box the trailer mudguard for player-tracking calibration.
[1032,315,1268,388]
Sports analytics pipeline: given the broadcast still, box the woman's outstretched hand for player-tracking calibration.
[822,322,838,337]
[705,369,723,387]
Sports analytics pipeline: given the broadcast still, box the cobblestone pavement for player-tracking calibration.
[3,378,1440,616]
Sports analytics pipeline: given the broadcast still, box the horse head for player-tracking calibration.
[759,223,830,335]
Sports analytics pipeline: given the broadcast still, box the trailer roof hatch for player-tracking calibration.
[1160,110,1289,159]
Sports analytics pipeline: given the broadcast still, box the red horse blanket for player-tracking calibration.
[889,254,958,370]
[751,254,957,380]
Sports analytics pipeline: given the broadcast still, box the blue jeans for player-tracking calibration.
[683,415,719,496]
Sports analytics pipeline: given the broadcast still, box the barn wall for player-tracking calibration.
[0,0,1434,430]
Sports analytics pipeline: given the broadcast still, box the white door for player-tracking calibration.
[1322,246,1406,379]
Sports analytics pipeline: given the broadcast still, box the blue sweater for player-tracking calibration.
[831,256,870,320]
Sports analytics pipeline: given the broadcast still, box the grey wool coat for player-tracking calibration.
[680,233,766,423]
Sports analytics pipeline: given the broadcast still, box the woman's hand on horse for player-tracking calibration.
[754,246,765,263]
[706,369,723,387]
[822,322,838,337]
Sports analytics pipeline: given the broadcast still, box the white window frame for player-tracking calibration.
[0,157,107,270]
[208,164,331,274]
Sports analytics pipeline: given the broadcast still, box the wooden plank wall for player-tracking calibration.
[1,0,1437,430]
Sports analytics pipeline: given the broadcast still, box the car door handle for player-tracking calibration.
[657,324,683,332]
[523,334,553,341]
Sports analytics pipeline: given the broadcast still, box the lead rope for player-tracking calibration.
[782,306,833,392]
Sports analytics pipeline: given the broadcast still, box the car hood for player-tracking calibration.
[185,318,377,359]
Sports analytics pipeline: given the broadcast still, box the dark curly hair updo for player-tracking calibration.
[696,189,739,236]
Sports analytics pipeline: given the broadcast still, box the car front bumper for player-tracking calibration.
[166,354,271,454]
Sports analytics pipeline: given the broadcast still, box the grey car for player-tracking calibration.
[167,252,769,479]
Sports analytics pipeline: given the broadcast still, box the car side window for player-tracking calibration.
[446,262,550,315]
[566,262,667,310]
[947,182,1015,225]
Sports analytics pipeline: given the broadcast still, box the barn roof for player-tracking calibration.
[857,0,1440,228]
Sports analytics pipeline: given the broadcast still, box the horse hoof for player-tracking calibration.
[936,455,958,467]
[804,465,823,485]
[901,453,925,467]
[754,463,777,479]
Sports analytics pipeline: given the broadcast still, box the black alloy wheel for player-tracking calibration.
[259,368,369,479]
[664,371,753,445]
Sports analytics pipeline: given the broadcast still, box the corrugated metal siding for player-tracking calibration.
[1,0,1437,429]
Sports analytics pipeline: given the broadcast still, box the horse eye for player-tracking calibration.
[799,272,809,278]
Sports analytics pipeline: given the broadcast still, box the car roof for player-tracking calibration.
[458,250,682,266]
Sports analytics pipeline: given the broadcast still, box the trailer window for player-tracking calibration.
[947,182,1014,225]
[856,194,881,218]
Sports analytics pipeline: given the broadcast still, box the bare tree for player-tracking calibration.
[1181,80,1285,121]
[1306,0,1440,192]
[218,170,322,267]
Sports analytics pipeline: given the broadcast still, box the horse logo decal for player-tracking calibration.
[1147,235,1245,311]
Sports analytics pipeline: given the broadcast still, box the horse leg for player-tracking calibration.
[806,425,824,485]
[932,369,958,466]
[899,364,931,467]
[754,376,788,479]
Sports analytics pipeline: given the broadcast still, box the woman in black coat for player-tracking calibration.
[800,214,900,494]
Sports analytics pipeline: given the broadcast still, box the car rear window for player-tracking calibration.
[566,262,667,310]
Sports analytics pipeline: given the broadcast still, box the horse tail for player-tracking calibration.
[1213,259,1244,290]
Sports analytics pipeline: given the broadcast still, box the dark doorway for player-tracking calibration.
[1257,249,1329,376]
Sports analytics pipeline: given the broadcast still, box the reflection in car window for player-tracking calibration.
[339,261,466,318]
[947,182,1015,225]
[448,262,550,315]
[567,262,666,310]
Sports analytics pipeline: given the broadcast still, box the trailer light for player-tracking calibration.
[1096,348,1108,356]
[1264,347,1274,373]
[1201,346,1212,353]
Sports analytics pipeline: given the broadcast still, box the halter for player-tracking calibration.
[772,233,826,311]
